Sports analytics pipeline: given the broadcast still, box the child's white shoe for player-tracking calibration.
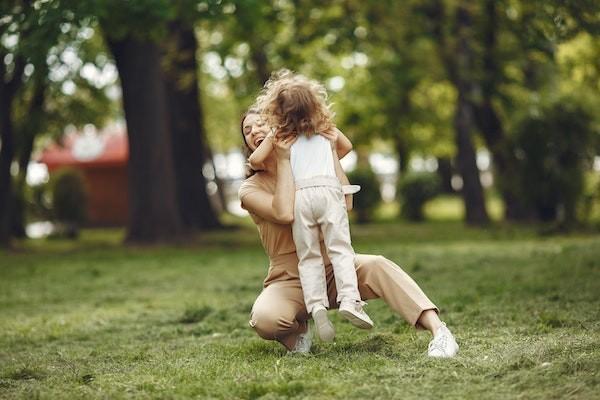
[312,307,336,342]
[338,299,374,329]
[427,323,459,358]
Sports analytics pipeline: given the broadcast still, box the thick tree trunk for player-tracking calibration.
[11,130,32,238]
[430,1,489,224]
[472,100,531,220]
[0,55,24,247]
[0,78,15,247]
[12,76,45,238]
[454,91,489,224]
[470,0,530,221]
[452,5,490,225]
[164,23,221,231]
[108,36,185,243]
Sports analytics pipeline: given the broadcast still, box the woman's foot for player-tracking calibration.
[290,326,312,354]
[312,307,336,342]
[338,299,374,329]
[427,323,459,358]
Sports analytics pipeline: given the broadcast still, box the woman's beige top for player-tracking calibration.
[238,172,297,258]
[239,172,331,285]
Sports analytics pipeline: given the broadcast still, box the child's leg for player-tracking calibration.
[316,187,360,304]
[292,188,336,341]
[292,189,329,315]
[316,185,374,329]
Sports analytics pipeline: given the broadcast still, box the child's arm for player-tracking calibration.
[320,127,353,159]
[247,131,275,171]
[332,147,354,211]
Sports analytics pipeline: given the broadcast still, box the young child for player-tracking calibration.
[249,69,373,342]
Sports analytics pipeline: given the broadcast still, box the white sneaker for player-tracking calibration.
[290,326,312,354]
[338,299,374,329]
[427,323,459,358]
[312,307,336,342]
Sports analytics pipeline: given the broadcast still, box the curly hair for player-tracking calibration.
[255,69,335,137]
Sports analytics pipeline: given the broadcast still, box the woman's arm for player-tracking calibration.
[247,132,275,171]
[332,148,354,211]
[241,134,298,224]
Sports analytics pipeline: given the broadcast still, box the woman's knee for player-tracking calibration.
[356,254,389,274]
[249,307,296,340]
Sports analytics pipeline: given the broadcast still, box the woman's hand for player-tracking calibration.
[273,133,298,160]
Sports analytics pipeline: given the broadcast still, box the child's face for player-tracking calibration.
[242,113,270,151]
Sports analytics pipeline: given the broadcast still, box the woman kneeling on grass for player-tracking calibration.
[238,79,458,357]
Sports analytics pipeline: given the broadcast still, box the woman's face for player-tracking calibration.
[242,113,270,151]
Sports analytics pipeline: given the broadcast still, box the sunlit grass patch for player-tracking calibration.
[0,222,598,399]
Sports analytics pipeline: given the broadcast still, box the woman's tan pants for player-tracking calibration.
[249,253,439,350]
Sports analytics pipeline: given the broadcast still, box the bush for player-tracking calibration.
[397,171,441,221]
[50,168,88,238]
[347,166,381,223]
[26,181,52,222]
[511,98,598,227]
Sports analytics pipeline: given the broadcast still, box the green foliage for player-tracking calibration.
[50,168,87,237]
[397,171,441,221]
[511,97,598,226]
[348,166,381,223]
[75,0,177,42]
[3,0,600,235]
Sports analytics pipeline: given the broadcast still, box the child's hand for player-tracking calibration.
[273,133,298,160]
[320,127,339,149]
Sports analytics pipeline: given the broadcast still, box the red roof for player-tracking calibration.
[39,128,128,170]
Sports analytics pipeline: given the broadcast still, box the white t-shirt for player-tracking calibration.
[290,134,335,181]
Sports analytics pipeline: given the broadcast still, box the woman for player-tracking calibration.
[239,109,459,357]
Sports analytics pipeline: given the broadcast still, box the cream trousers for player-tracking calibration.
[292,176,360,314]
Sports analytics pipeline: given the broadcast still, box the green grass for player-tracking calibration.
[376,194,505,222]
[1,221,599,399]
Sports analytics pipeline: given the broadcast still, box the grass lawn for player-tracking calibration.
[1,221,599,399]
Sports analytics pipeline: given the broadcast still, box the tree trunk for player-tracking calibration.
[11,131,31,239]
[12,75,46,238]
[394,136,409,175]
[454,91,489,224]
[470,0,530,221]
[164,23,221,231]
[0,55,24,247]
[0,74,15,247]
[436,157,454,193]
[107,36,185,244]
[251,46,271,85]
[472,99,531,220]
[452,5,490,225]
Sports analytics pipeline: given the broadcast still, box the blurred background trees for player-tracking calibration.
[1,0,598,247]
